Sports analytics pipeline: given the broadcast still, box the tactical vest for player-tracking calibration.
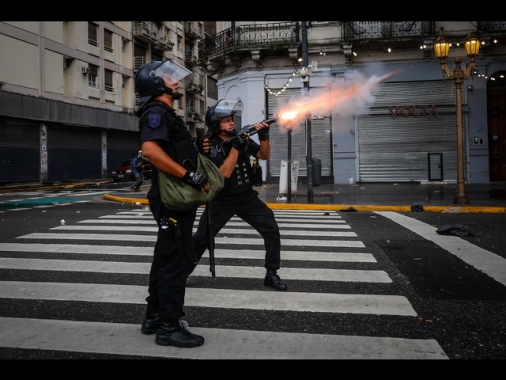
[141,101,199,171]
[209,134,253,195]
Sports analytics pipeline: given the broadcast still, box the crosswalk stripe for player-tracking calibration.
[0,243,374,262]
[50,225,356,237]
[16,233,366,247]
[0,317,448,360]
[78,219,348,228]
[100,214,345,222]
[0,258,389,282]
[0,281,415,315]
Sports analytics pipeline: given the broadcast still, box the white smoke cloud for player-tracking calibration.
[275,69,396,130]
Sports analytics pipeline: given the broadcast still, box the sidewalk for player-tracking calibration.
[2,178,505,212]
[103,181,506,213]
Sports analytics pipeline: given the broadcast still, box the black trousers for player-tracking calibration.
[192,194,281,272]
[145,197,197,322]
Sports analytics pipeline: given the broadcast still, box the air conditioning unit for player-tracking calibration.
[81,67,91,74]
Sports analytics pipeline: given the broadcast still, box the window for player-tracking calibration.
[104,29,113,53]
[177,35,182,52]
[134,44,148,71]
[89,64,99,88]
[88,22,98,47]
[104,69,114,92]
[207,76,218,99]
[186,97,194,110]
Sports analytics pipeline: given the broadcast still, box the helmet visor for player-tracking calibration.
[153,59,194,87]
[213,99,244,120]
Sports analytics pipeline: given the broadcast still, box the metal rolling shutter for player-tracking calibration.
[47,124,102,181]
[267,88,332,181]
[0,118,39,182]
[357,80,465,183]
[107,129,143,172]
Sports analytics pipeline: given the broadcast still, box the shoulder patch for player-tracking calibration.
[148,114,161,129]
[210,145,218,158]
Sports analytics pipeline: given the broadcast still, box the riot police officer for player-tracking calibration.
[135,59,209,348]
[191,99,287,291]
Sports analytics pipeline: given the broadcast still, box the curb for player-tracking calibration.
[102,194,506,213]
[0,181,112,194]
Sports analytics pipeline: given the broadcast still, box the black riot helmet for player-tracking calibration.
[205,99,244,135]
[135,59,193,108]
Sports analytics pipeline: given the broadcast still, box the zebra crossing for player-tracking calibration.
[0,208,448,359]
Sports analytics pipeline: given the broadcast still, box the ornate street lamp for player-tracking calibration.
[433,30,480,204]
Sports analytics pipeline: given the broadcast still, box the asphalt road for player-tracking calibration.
[0,190,505,359]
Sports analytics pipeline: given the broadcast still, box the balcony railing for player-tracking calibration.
[133,21,157,43]
[477,21,506,33]
[153,25,174,51]
[342,21,434,41]
[185,22,201,39]
[186,107,203,120]
[199,22,299,60]
[185,50,198,65]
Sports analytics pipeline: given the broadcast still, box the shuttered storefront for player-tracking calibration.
[267,88,332,182]
[356,80,464,182]
[47,124,102,181]
[0,117,39,183]
[107,129,143,173]
[267,80,465,184]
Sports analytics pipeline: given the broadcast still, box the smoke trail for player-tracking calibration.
[275,70,398,131]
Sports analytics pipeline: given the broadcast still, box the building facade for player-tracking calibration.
[201,21,506,185]
[0,21,214,184]
[2,21,506,187]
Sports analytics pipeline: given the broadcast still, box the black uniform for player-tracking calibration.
[138,101,201,324]
[192,134,282,272]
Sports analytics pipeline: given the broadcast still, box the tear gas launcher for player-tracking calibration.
[238,117,277,136]
[220,117,277,153]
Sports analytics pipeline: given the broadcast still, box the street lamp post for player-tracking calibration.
[433,30,481,204]
[287,128,292,202]
[301,21,314,203]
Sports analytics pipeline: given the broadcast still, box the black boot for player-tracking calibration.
[141,313,160,335]
[155,321,204,348]
[264,270,288,291]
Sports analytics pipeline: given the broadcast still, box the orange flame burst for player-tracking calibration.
[275,70,397,131]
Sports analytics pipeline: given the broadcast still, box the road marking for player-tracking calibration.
[16,233,366,247]
[0,258,389,282]
[78,219,349,228]
[0,281,414,315]
[50,225,356,237]
[376,211,506,287]
[0,243,375,262]
[0,317,447,360]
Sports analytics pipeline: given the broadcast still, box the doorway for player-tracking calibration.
[488,71,506,181]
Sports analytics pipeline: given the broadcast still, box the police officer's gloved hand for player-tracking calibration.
[232,134,248,150]
[182,170,209,191]
[257,126,269,141]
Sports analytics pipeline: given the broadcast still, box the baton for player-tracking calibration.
[206,202,216,277]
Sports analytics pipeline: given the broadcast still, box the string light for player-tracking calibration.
[265,61,303,96]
